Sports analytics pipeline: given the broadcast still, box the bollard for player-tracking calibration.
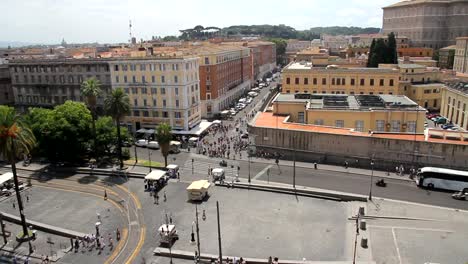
[361,237,368,248]
[360,219,367,230]
[358,206,365,216]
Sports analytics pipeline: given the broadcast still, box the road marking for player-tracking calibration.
[392,227,403,264]
[370,225,454,233]
[104,227,128,264]
[115,184,142,209]
[37,180,120,197]
[253,165,272,180]
[34,184,124,213]
[125,225,146,264]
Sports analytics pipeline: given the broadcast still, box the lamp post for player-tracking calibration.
[368,159,375,201]
[148,149,152,172]
[190,221,195,243]
[293,135,296,189]
[195,204,201,259]
[133,132,138,163]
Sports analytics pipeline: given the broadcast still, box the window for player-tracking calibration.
[143,111,149,117]
[122,65,128,71]
[134,99,138,106]
[140,64,146,71]
[143,99,147,107]
[390,79,394,86]
[322,78,326,85]
[295,78,299,85]
[174,76,178,83]
[314,119,324,125]
[132,76,136,83]
[152,76,155,82]
[163,99,167,107]
[335,120,344,128]
[141,87,147,94]
[304,78,308,85]
[175,112,181,119]
[342,78,345,85]
[205,57,209,64]
[124,88,129,94]
[206,85,211,92]
[153,99,157,106]
[286,78,290,84]
[370,79,374,86]
[114,65,119,71]
[376,120,385,132]
[424,90,431,94]
[351,79,355,85]
[124,76,128,83]
[355,120,364,132]
[115,76,119,83]
[360,79,364,86]
[379,79,384,86]
[391,120,400,132]
[207,94,211,100]
[153,111,159,117]
[433,99,437,108]
[332,78,335,85]
[313,78,317,85]
[298,112,305,123]
[133,110,140,116]
[337,78,341,85]
[163,111,168,118]
[131,87,137,94]
[176,99,180,107]
[175,87,179,95]
[161,87,166,94]
[407,121,416,132]
[161,76,165,83]
[142,76,146,83]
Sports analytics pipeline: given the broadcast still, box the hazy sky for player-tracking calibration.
[1,0,398,44]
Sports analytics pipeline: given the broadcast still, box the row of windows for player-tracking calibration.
[115,75,180,84]
[311,119,416,132]
[15,74,107,84]
[114,62,195,72]
[132,98,182,108]
[286,77,395,87]
[12,65,109,73]
[447,96,467,111]
[285,90,394,95]
[122,85,198,95]
[132,110,182,119]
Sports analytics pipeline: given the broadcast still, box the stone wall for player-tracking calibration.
[249,125,468,171]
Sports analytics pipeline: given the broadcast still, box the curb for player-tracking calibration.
[215,181,368,202]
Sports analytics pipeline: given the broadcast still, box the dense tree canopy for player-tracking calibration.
[367,33,398,67]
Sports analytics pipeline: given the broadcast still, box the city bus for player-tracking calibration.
[415,167,468,191]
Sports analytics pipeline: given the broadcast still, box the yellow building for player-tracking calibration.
[441,82,468,130]
[281,62,400,95]
[108,57,201,132]
[272,93,426,133]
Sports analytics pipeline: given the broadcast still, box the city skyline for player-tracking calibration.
[1,0,397,45]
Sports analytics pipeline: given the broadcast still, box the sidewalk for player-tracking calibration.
[188,152,413,182]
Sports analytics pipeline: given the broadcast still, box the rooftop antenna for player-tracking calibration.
[129,20,133,44]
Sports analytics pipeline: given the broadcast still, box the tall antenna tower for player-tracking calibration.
[129,20,133,44]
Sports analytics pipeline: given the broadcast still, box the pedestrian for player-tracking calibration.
[163,191,167,202]
[26,195,29,202]
[268,256,272,264]
[177,171,180,181]
[116,228,121,241]
[155,194,159,205]
[74,238,79,252]
[104,190,108,200]
[45,256,49,264]
[314,162,318,170]
[12,202,15,209]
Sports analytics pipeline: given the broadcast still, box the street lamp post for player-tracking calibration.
[195,204,201,260]
[148,149,152,172]
[133,132,138,163]
[368,159,375,201]
[293,136,296,189]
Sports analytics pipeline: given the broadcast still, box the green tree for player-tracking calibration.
[386,32,398,64]
[0,106,36,237]
[155,123,172,167]
[105,88,130,169]
[267,38,287,66]
[81,78,102,160]
[367,39,376,67]
[95,116,129,157]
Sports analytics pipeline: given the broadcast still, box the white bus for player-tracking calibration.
[416,167,468,191]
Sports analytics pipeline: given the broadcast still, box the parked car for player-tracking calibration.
[448,126,460,131]
[0,189,12,197]
[248,92,258,97]
[435,117,448,124]
[148,141,160,149]
[135,139,149,147]
[251,88,261,92]
[246,98,253,104]
[442,123,455,129]
[426,113,440,119]
[452,188,468,200]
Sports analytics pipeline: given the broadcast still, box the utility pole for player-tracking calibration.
[216,201,223,264]
[11,142,29,238]
[368,158,375,201]
[0,214,7,244]
[195,204,201,258]
[293,136,296,189]
[134,132,138,163]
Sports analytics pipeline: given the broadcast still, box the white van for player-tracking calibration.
[148,141,160,149]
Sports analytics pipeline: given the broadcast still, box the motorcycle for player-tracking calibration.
[376,179,387,187]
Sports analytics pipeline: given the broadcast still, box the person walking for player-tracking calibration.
[104,190,108,200]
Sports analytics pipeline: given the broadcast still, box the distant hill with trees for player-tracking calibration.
[174,25,380,41]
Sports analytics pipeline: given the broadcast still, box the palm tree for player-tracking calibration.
[155,123,172,167]
[0,106,36,238]
[81,78,102,159]
[104,88,130,169]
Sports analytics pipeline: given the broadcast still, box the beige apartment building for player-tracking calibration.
[108,57,201,132]
[441,81,468,130]
[382,0,468,49]
[281,62,400,95]
[272,93,425,133]
[454,37,468,74]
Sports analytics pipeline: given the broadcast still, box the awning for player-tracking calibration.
[172,120,213,136]
[187,180,211,190]
[166,164,179,170]
[0,172,13,185]
[136,128,147,133]
[212,168,224,175]
[145,170,166,181]
[145,129,155,134]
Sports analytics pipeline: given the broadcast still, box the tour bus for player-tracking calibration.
[415,167,468,191]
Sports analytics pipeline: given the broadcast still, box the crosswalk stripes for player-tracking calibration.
[181,159,239,180]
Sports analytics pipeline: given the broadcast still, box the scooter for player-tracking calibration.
[376,179,387,187]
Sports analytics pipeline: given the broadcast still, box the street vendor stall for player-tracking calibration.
[166,164,179,178]
[144,169,167,191]
[158,224,178,246]
[186,180,211,201]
